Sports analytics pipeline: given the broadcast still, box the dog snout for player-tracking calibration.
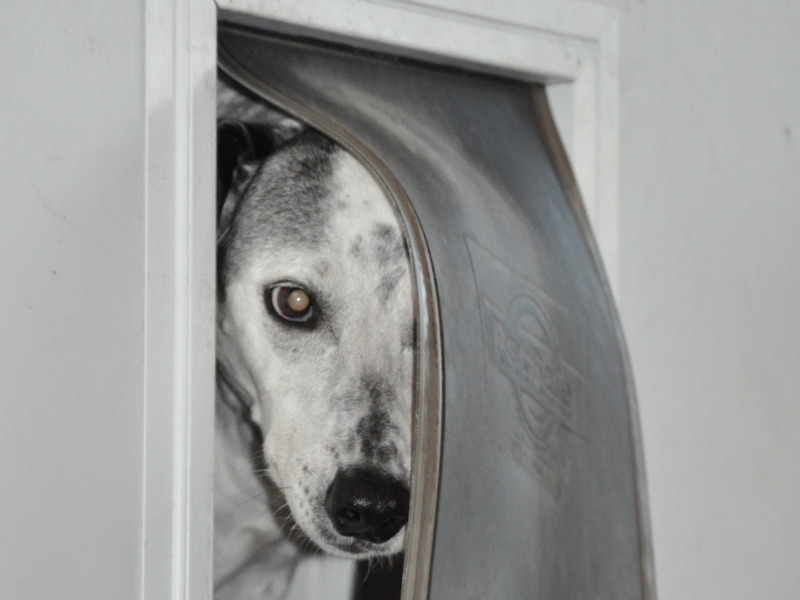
[325,468,409,544]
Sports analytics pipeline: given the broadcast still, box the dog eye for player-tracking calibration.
[267,285,317,325]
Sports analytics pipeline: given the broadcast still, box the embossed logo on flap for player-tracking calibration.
[467,237,585,497]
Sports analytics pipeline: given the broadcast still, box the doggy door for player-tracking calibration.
[218,22,654,600]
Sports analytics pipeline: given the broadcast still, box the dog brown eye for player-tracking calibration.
[268,285,316,324]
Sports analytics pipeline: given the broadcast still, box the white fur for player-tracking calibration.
[215,145,412,598]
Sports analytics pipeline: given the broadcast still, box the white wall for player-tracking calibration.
[600,1,800,598]
[0,2,146,597]
[0,2,216,599]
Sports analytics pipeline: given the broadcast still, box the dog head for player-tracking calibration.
[217,120,414,558]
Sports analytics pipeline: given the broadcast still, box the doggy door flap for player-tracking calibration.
[219,23,654,600]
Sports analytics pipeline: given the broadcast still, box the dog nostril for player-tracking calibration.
[325,468,410,544]
[339,508,360,523]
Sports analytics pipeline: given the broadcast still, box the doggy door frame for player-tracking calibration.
[217,25,653,600]
[139,2,647,600]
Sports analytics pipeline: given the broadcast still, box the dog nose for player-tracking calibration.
[325,469,410,544]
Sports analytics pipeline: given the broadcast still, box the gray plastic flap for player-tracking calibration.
[219,22,654,600]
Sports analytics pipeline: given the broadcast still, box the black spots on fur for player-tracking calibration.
[356,410,399,464]
[376,444,399,465]
[377,264,406,303]
[344,436,357,455]
[361,372,390,405]
[349,235,364,258]
[372,223,395,243]
[366,223,408,303]
[348,373,400,463]
[371,224,405,271]
[371,223,403,267]
[402,318,417,350]
[352,407,399,464]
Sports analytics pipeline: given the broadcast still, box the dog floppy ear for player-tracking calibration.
[217,119,276,229]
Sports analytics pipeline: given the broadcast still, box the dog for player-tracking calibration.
[214,77,414,599]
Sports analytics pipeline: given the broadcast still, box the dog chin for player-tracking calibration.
[309,524,407,559]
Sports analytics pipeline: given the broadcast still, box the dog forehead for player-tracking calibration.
[228,135,401,254]
[329,151,396,221]
[233,132,337,250]
[221,135,412,318]
[327,153,407,260]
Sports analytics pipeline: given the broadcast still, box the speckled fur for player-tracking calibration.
[215,79,413,599]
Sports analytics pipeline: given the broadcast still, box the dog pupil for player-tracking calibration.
[286,289,309,313]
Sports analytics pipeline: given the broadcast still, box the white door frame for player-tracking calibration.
[140,1,620,598]
[141,1,216,599]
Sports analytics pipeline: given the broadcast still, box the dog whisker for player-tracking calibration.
[233,490,268,508]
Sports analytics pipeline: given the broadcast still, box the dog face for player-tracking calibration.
[217,128,413,558]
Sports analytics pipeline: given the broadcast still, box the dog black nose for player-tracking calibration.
[325,469,410,544]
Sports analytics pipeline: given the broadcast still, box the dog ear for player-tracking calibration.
[217,119,277,224]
